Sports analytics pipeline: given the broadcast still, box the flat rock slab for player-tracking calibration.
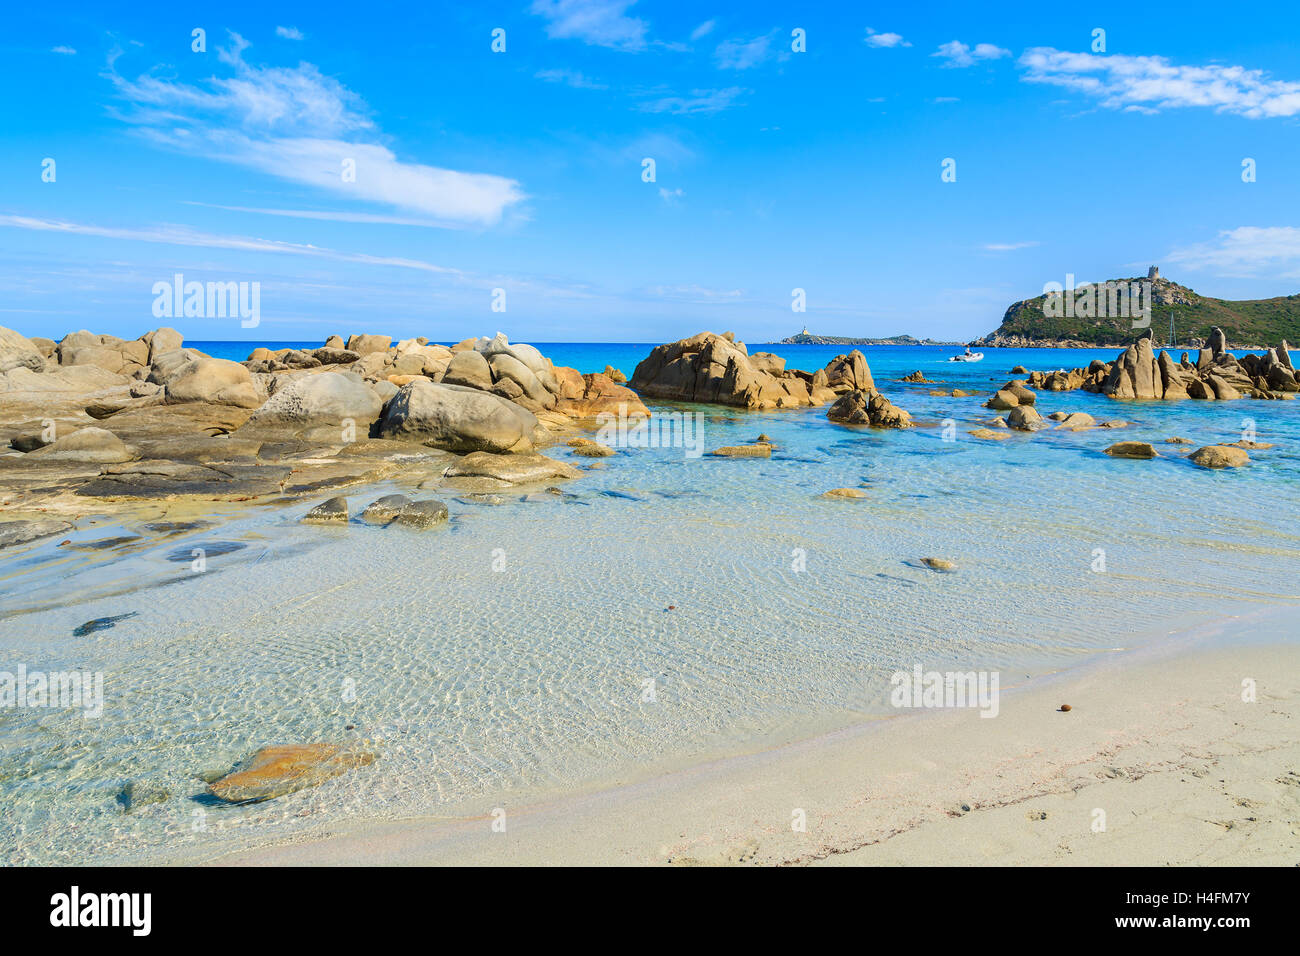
[281,461,398,496]
[0,518,74,550]
[76,460,292,499]
[444,451,581,485]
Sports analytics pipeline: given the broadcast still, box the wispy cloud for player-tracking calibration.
[535,68,608,90]
[1166,226,1300,277]
[645,284,744,303]
[52,45,77,55]
[637,87,745,115]
[690,20,716,42]
[1019,48,1300,119]
[657,187,684,205]
[0,214,465,275]
[275,26,304,40]
[715,32,777,70]
[181,201,469,229]
[530,0,648,52]
[105,32,524,227]
[933,41,1010,68]
[864,29,910,49]
[981,241,1038,251]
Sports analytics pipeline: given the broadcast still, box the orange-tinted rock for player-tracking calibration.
[207,743,375,803]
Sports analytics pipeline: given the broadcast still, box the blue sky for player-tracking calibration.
[3,0,1300,343]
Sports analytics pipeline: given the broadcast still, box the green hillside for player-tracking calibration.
[977,274,1300,347]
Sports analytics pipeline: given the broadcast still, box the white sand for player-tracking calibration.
[211,617,1299,866]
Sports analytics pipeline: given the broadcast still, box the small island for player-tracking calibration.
[774,327,962,346]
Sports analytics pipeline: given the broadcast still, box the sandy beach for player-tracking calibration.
[207,608,1299,867]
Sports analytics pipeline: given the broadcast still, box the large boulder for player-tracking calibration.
[27,426,137,463]
[345,334,392,356]
[1007,405,1047,431]
[553,369,649,418]
[822,351,874,393]
[630,331,819,409]
[488,352,555,407]
[164,358,261,408]
[0,325,48,373]
[474,332,549,374]
[442,349,494,390]
[378,381,544,453]
[1103,338,1162,399]
[826,388,913,428]
[246,371,383,427]
[1189,445,1249,468]
[142,328,183,363]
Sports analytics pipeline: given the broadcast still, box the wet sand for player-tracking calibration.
[208,608,1299,866]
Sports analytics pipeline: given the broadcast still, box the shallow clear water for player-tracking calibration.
[2,344,1298,864]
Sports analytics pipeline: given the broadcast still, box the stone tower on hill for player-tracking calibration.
[1148,265,1160,280]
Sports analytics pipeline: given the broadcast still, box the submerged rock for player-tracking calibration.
[1104,442,1158,459]
[391,498,450,528]
[207,743,375,803]
[73,612,138,636]
[303,496,349,523]
[823,487,868,499]
[360,494,412,523]
[444,451,581,485]
[708,444,772,457]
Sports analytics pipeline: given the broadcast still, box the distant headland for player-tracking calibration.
[973,266,1300,349]
[774,328,962,346]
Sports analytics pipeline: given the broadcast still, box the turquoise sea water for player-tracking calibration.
[2,342,1298,864]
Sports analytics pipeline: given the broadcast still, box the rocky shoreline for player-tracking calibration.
[2,323,1292,555]
[0,325,647,545]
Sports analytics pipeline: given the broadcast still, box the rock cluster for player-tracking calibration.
[630,332,914,429]
[630,331,839,408]
[826,389,914,428]
[0,325,634,537]
[1018,328,1296,401]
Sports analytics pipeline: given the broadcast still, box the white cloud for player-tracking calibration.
[106,34,524,227]
[181,201,471,229]
[933,41,1010,68]
[715,32,776,70]
[657,187,684,204]
[864,29,909,49]
[0,214,600,301]
[52,45,77,55]
[637,87,745,115]
[0,214,464,275]
[275,26,304,40]
[1019,47,1300,119]
[535,68,608,89]
[981,241,1038,251]
[646,284,744,303]
[530,0,648,51]
[1166,227,1300,277]
[690,20,716,42]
